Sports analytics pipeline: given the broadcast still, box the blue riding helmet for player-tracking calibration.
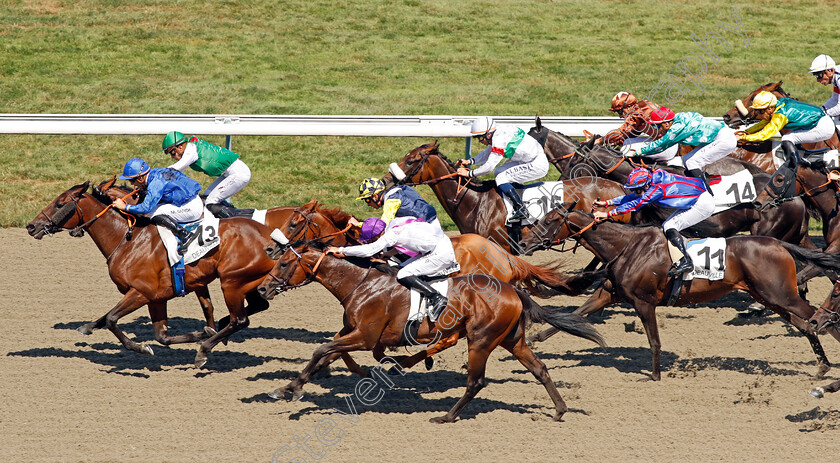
[624,167,652,189]
[119,158,151,180]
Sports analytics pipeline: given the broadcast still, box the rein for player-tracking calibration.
[399,150,473,200]
[266,249,328,291]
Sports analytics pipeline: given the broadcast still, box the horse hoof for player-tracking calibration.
[810,387,825,399]
[525,337,535,347]
[194,347,208,369]
[203,326,217,337]
[429,415,453,424]
[76,325,93,336]
[140,344,154,356]
[424,357,435,370]
[553,412,564,422]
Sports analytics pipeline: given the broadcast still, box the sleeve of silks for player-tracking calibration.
[380,198,401,224]
[741,114,788,142]
[342,230,398,257]
[823,90,840,117]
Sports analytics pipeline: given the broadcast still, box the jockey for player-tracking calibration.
[162,131,252,218]
[737,91,835,169]
[634,107,738,195]
[455,116,550,222]
[112,158,203,255]
[356,177,440,229]
[593,167,715,276]
[603,92,679,163]
[810,54,840,128]
[327,216,456,321]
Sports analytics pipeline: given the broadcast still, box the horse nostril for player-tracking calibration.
[809,319,818,328]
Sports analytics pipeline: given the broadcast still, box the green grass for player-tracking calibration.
[2,0,839,228]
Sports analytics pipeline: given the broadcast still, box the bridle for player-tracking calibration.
[528,206,599,253]
[394,148,473,198]
[34,194,84,236]
[264,245,328,293]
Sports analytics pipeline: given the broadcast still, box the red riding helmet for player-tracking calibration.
[650,107,676,124]
[610,92,638,112]
[624,168,652,189]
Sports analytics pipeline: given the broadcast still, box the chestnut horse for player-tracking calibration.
[256,239,605,423]
[267,203,603,375]
[380,141,630,253]
[26,180,277,368]
[520,207,840,381]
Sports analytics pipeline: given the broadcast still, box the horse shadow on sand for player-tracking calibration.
[240,368,582,421]
[6,317,336,377]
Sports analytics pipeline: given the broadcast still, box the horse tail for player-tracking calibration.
[515,288,606,347]
[507,251,603,297]
[780,241,840,274]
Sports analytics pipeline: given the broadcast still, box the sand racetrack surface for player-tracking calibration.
[3,227,840,462]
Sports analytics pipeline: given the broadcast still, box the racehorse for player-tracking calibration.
[256,238,606,423]
[808,280,840,398]
[381,142,631,252]
[519,207,840,381]
[267,202,604,375]
[26,180,278,368]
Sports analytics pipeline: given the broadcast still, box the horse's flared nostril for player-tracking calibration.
[809,319,819,329]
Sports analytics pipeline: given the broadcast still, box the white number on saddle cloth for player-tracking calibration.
[157,214,221,266]
[682,237,727,281]
[709,169,756,214]
[502,182,564,225]
[408,278,450,322]
[823,150,839,169]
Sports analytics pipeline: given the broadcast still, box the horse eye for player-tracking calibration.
[280,262,288,268]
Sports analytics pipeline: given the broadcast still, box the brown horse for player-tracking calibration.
[267,202,603,375]
[520,207,840,381]
[26,180,277,368]
[256,238,605,422]
[808,280,840,398]
[380,141,630,253]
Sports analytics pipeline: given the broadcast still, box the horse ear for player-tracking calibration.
[303,199,318,211]
[535,115,542,131]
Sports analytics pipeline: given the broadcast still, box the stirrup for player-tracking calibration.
[428,295,449,323]
[668,259,692,277]
[177,232,197,255]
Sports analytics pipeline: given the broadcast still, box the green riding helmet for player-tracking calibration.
[356,177,386,200]
[162,131,190,151]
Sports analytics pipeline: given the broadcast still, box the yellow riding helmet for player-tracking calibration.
[356,177,386,200]
[750,91,778,110]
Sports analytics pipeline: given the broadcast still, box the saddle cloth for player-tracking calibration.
[708,169,757,214]
[682,237,727,281]
[408,277,450,322]
[204,207,268,225]
[771,141,839,170]
[157,211,221,266]
[501,181,565,225]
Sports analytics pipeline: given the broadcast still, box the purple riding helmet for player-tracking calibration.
[359,217,386,242]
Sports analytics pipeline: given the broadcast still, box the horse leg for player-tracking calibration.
[100,289,155,355]
[810,379,840,398]
[270,328,377,401]
[77,313,107,335]
[148,301,209,345]
[392,333,461,371]
[430,340,491,424]
[501,335,568,421]
[194,289,260,368]
[194,285,217,334]
[632,301,662,381]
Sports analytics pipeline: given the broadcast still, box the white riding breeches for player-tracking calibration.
[683,127,738,171]
[204,159,251,205]
[396,236,458,280]
[149,196,205,223]
[781,115,836,145]
[494,155,550,185]
[624,137,680,162]
[662,191,715,232]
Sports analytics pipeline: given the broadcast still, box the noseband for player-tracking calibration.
[264,247,327,293]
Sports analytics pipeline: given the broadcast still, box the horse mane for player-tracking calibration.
[420,142,489,188]
[315,204,353,228]
[303,238,397,276]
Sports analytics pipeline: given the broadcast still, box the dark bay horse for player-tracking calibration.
[268,203,603,376]
[380,141,630,253]
[26,180,278,368]
[808,281,840,398]
[256,239,605,423]
[520,208,840,381]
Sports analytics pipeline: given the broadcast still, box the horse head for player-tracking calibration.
[26,181,91,239]
[722,81,790,128]
[519,201,578,255]
[258,239,330,300]
[810,280,840,334]
[384,141,455,186]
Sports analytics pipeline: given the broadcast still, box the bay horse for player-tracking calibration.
[520,207,840,381]
[256,238,605,423]
[26,180,278,368]
[808,282,840,398]
[380,141,630,253]
[267,203,603,376]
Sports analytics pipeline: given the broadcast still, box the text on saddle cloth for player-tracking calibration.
[501,181,564,225]
[770,141,839,170]
[157,212,221,266]
[682,237,727,281]
[708,169,757,213]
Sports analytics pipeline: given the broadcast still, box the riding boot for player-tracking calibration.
[151,215,195,255]
[781,140,803,170]
[499,184,528,222]
[686,168,714,196]
[398,275,449,323]
[206,203,235,218]
[664,228,692,277]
